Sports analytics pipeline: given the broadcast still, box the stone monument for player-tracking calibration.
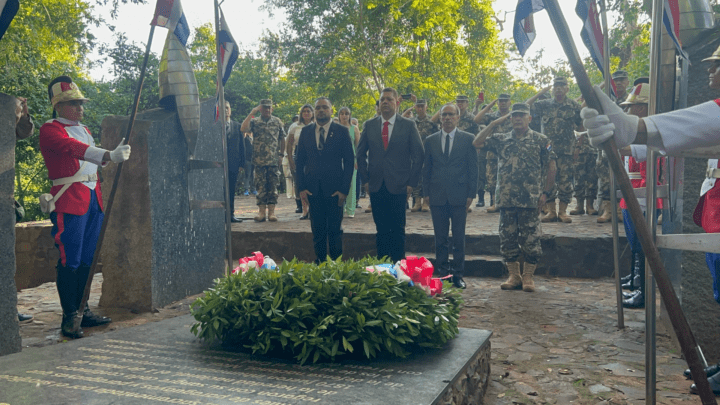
[0,93,22,356]
[99,98,226,312]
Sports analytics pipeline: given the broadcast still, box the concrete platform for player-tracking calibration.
[0,314,492,405]
[231,193,631,278]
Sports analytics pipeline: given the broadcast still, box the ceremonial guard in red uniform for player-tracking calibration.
[39,76,131,338]
[583,46,720,395]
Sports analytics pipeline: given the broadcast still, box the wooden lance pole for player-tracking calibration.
[78,25,157,316]
[542,0,717,403]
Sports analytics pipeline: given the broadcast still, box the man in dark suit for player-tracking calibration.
[225,101,245,222]
[296,97,355,264]
[357,87,424,263]
[423,103,478,289]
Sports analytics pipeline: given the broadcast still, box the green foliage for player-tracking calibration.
[190,257,463,365]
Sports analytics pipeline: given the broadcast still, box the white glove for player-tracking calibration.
[109,139,131,163]
[581,85,639,149]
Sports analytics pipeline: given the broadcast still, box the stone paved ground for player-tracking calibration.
[16,275,698,404]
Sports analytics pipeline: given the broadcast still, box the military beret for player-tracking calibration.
[260,99,273,107]
[498,93,511,100]
[612,70,629,80]
[455,95,470,102]
[511,103,531,114]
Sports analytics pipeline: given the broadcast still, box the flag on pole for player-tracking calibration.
[663,0,689,59]
[513,0,545,57]
[151,0,191,46]
[218,9,238,86]
[0,0,19,42]
[575,0,605,74]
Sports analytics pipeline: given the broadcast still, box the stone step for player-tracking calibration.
[406,252,505,278]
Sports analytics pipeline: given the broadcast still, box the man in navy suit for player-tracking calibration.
[225,101,245,222]
[296,97,355,264]
[423,103,478,289]
[357,87,424,263]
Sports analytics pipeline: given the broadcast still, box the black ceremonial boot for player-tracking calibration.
[691,368,720,395]
[622,252,642,291]
[57,263,83,339]
[623,253,645,309]
[684,361,720,379]
[75,264,111,327]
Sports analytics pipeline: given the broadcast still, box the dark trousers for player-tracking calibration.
[430,203,467,276]
[244,162,255,192]
[227,157,241,214]
[308,190,344,264]
[370,182,407,263]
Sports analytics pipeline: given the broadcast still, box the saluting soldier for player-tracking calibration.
[473,103,556,292]
[528,77,583,224]
[596,70,631,223]
[403,97,438,212]
[240,99,286,222]
[474,93,514,213]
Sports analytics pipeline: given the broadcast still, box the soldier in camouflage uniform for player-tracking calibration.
[528,77,583,224]
[474,93,513,213]
[240,99,286,222]
[410,99,438,212]
[570,130,599,215]
[596,70,631,223]
[473,103,556,292]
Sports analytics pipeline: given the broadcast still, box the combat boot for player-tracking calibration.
[501,262,523,290]
[586,198,598,215]
[597,200,612,223]
[421,197,430,212]
[558,202,573,223]
[267,205,278,222]
[411,198,422,212]
[254,205,267,222]
[541,202,557,222]
[522,262,537,292]
[569,198,585,215]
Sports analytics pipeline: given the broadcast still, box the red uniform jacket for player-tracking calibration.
[620,156,664,210]
[39,119,105,216]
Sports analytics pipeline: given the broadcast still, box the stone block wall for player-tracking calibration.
[99,98,226,312]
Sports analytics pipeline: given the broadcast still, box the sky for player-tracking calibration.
[88,0,597,82]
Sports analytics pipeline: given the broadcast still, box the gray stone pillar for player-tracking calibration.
[99,98,226,312]
[0,93,21,356]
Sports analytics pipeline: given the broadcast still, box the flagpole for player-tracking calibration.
[215,0,233,275]
[78,24,157,315]
[598,0,624,330]
[541,0,717,403]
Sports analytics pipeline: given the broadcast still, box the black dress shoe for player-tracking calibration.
[299,214,309,220]
[452,276,466,289]
[356,204,362,209]
[685,362,720,379]
[231,215,243,223]
[18,313,33,322]
[295,207,303,213]
[476,197,485,207]
[81,304,111,327]
[690,368,720,395]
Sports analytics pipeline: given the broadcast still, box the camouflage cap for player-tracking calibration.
[511,103,531,114]
[553,76,568,86]
[702,44,720,62]
[620,83,650,106]
[612,70,629,80]
[415,99,427,105]
[455,95,470,102]
[260,99,273,107]
[498,93,511,100]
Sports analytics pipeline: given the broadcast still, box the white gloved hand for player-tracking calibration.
[109,139,131,163]
[581,85,639,149]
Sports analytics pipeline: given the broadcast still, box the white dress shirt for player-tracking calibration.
[381,114,397,142]
[441,128,457,155]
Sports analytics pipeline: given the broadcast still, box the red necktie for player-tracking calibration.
[382,121,389,149]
